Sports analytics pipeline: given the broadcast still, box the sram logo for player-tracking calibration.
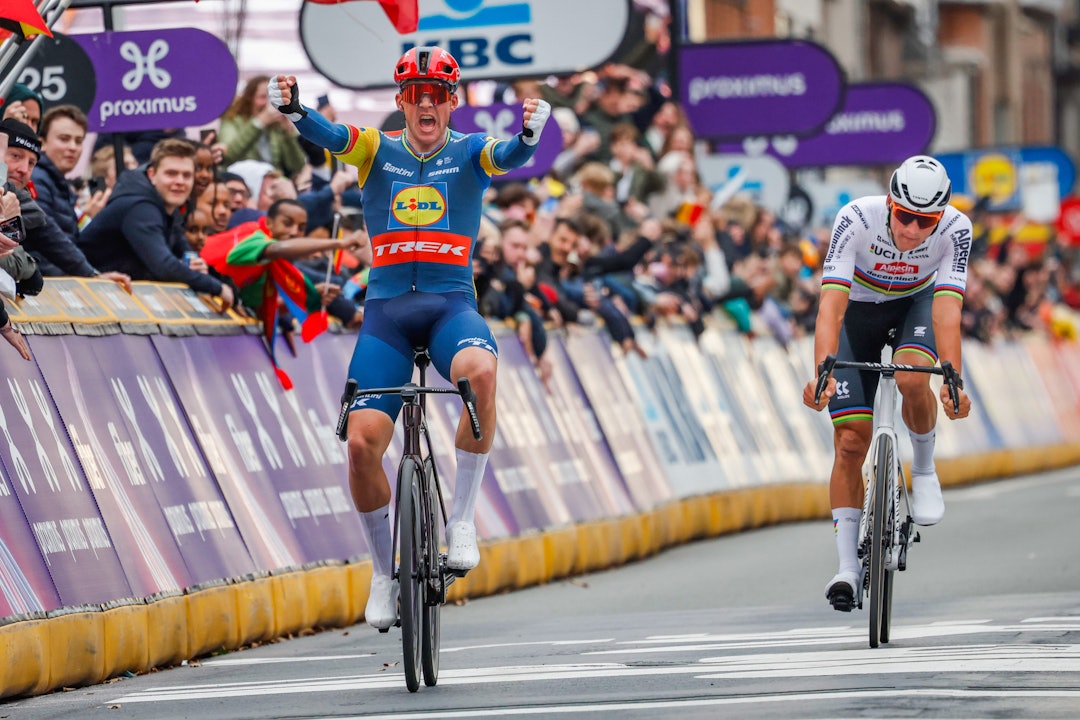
[874,261,918,275]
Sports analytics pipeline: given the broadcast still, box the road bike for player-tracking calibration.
[815,344,962,648]
[337,349,481,692]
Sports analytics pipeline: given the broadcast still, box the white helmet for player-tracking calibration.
[889,155,952,213]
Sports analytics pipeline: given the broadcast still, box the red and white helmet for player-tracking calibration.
[393,46,460,89]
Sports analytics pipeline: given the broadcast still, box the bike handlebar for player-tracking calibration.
[813,354,964,416]
[335,377,484,442]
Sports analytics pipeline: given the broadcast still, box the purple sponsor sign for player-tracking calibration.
[544,334,634,518]
[717,82,936,168]
[49,334,256,586]
[679,39,845,140]
[37,336,196,597]
[0,338,133,608]
[155,334,366,568]
[563,330,671,509]
[452,103,562,181]
[74,29,238,133]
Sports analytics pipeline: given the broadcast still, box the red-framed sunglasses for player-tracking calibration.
[889,199,943,230]
[399,81,454,106]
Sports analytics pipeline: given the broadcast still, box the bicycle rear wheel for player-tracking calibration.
[421,458,441,687]
[398,459,423,692]
[868,435,896,648]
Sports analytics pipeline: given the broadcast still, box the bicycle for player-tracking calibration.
[814,343,962,648]
[336,349,482,692]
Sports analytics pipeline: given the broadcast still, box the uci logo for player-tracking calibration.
[120,39,171,91]
[391,185,448,227]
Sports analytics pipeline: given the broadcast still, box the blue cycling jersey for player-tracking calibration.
[294,111,537,301]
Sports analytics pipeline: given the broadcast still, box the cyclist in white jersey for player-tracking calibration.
[802,155,973,611]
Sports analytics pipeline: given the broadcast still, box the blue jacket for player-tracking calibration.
[78,164,223,295]
[30,154,80,247]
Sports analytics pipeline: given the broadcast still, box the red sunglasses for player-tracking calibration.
[890,200,943,230]
[399,81,454,106]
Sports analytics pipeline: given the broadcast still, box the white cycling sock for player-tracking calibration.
[833,507,861,575]
[909,428,936,475]
[359,506,393,578]
[448,449,488,527]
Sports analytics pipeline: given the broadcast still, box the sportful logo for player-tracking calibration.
[914,326,927,337]
[121,40,170,90]
[834,380,850,399]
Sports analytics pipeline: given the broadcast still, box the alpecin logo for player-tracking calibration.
[874,261,918,275]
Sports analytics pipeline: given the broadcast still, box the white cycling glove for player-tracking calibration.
[521,99,550,146]
[267,76,307,122]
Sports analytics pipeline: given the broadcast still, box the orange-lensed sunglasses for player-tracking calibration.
[889,199,943,230]
[399,81,454,106]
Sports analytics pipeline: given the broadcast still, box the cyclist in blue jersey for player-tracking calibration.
[270,47,551,630]
[802,155,972,612]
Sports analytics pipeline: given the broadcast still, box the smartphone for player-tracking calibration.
[87,176,107,194]
[0,215,26,244]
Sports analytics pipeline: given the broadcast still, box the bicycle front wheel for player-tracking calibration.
[421,457,441,687]
[398,459,424,692]
[868,435,896,648]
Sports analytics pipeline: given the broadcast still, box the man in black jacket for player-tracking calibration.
[0,119,130,289]
[31,106,109,249]
[79,138,235,311]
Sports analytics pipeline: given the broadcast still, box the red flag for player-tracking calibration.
[305,0,419,34]
[0,0,53,40]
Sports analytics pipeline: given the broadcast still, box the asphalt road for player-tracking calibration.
[6,467,1080,719]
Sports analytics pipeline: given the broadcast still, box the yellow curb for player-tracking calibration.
[272,571,314,638]
[510,532,548,588]
[344,561,373,624]
[305,565,352,628]
[146,594,188,669]
[542,525,579,580]
[102,603,150,680]
[234,577,277,647]
[0,618,48,699]
[186,584,240,658]
[46,610,105,690]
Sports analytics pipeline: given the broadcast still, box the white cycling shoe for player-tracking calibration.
[825,570,859,613]
[365,574,399,630]
[911,470,945,526]
[446,521,479,571]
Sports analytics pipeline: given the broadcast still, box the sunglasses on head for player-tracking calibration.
[399,81,454,106]
[890,200,943,230]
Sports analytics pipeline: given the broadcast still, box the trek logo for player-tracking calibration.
[874,261,918,275]
[370,231,471,268]
[388,182,450,230]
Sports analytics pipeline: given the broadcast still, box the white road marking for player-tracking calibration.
[108,643,1080,704]
[301,690,1080,719]
[442,639,613,653]
[201,654,375,666]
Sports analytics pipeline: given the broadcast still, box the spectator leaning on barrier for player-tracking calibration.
[77,138,234,312]
[32,106,109,245]
[0,233,31,361]
[269,44,551,631]
[0,119,130,291]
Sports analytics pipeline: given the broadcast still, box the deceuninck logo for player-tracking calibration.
[389,183,450,229]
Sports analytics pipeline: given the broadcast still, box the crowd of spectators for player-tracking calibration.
[1,0,1078,367]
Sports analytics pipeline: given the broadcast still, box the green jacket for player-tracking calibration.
[218,116,307,178]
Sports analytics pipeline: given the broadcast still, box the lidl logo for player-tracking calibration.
[389,182,450,230]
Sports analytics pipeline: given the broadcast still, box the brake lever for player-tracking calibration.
[940,361,961,416]
[456,377,483,441]
[814,354,838,405]
[336,378,357,442]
